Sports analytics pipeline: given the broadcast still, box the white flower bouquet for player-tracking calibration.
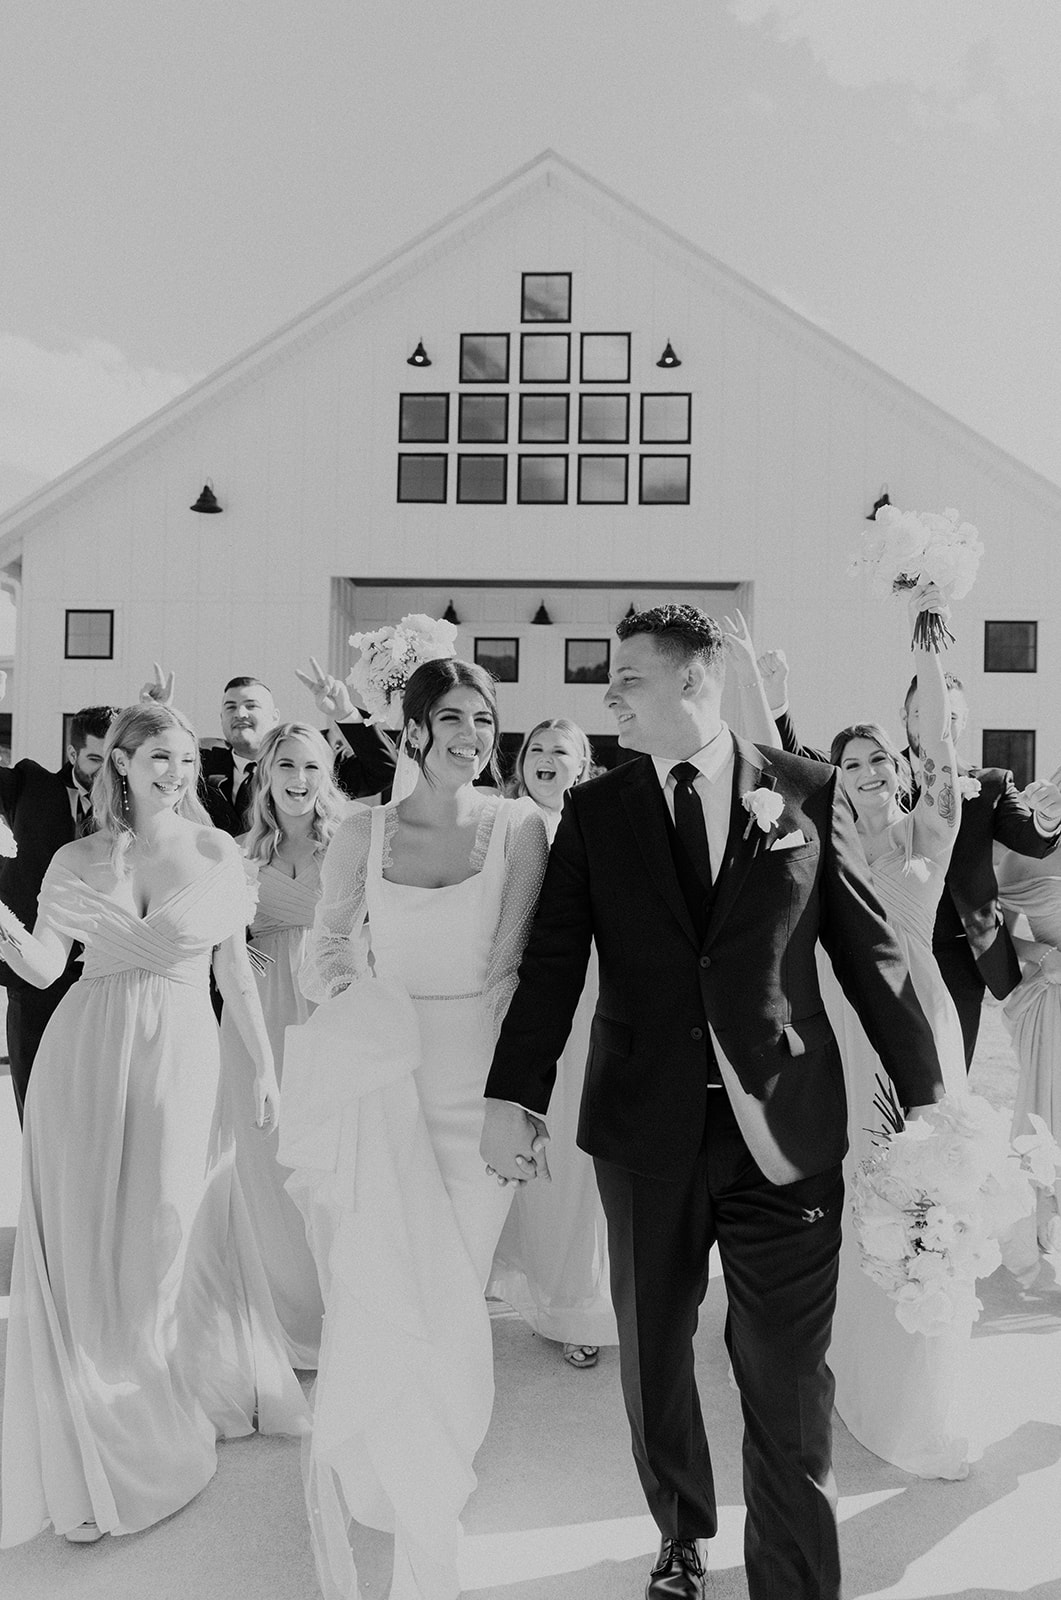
[849,504,984,651]
[347,613,458,729]
[852,1081,1061,1336]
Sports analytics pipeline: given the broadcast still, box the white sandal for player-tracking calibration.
[562,1343,599,1369]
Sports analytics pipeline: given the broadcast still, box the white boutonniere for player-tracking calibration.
[0,818,16,858]
[741,786,784,838]
[958,775,982,801]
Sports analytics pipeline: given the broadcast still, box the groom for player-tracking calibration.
[482,604,944,1600]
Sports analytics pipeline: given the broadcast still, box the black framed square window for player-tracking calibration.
[65,609,114,659]
[519,393,569,443]
[580,332,631,383]
[983,729,1035,789]
[579,394,629,444]
[456,455,507,505]
[517,455,568,504]
[521,272,572,323]
[398,392,449,443]
[460,333,510,383]
[565,639,611,685]
[520,333,571,384]
[639,454,690,504]
[397,454,448,504]
[984,620,1037,673]
[474,637,519,683]
[578,455,628,504]
[458,394,508,443]
[640,393,691,444]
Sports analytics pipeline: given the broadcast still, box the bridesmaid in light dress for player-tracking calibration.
[218,721,348,1368]
[0,704,307,1549]
[488,719,618,1368]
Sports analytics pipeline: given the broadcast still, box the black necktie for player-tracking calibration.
[234,761,257,822]
[75,793,92,837]
[670,762,712,931]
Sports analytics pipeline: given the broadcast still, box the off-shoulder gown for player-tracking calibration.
[282,797,548,1600]
[1,856,309,1547]
[824,815,970,1478]
[218,858,324,1367]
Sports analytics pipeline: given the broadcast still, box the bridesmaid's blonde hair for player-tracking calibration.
[93,704,210,872]
[243,722,346,865]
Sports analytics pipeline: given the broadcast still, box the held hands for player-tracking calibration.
[480,1098,550,1186]
[294,657,357,723]
[139,662,176,707]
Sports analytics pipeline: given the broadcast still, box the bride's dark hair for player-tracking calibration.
[402,658,503,789]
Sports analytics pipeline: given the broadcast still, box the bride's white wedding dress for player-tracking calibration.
[280,796,548,1600]
[823,813,970,1479]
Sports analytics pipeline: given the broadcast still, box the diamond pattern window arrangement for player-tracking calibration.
[398,273,690,506]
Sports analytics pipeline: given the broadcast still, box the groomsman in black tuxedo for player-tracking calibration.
[482,605,943,1600]
[0,705,119,1119]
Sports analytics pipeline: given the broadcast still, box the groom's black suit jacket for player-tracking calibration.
[487,735,943,1184]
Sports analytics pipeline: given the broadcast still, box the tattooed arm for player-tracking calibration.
[908,585,961,861]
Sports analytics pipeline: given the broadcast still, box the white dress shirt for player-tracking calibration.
[650,723,735,882]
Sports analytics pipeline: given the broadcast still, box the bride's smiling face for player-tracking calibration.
[838,737,899,816]
[408,687,496,788]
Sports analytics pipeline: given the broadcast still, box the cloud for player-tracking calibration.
[729,0,1061,126]
[0,333,199,508]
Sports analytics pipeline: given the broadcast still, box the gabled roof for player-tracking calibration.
[3,148,1059,557]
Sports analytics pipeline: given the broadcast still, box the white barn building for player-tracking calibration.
[0,151,1058,780]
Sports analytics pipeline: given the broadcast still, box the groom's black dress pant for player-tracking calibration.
[594,1089,844,1600]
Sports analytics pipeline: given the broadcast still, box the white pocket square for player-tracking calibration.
[769,829,807,851]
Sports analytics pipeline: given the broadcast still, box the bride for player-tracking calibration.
[282,657,548,1600]
[0,703,308,1548]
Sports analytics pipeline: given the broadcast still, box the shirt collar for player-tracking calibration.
[651,723,734,790]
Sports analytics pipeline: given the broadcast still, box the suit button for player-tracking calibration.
[690,1026,704,1040]
[699,956,711,968]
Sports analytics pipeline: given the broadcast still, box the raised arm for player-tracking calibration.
[907,586,961,861]
[721,610,781,748]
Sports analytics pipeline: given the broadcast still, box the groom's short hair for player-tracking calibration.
[617,603,725,675]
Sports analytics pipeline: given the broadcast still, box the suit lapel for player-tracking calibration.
[703,737,775,947]
[619,757,700,945]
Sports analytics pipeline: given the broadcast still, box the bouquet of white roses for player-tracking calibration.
[849,504,984,651]
[347,613,458,728]
[852,1082,1061,1336]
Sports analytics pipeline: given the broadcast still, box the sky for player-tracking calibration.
[2,0,1060,518]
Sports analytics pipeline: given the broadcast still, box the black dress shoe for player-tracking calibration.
[645,1537,706,1599]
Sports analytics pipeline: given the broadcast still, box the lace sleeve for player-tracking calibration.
[299,808,373,1002]
[482,799,550,1044]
